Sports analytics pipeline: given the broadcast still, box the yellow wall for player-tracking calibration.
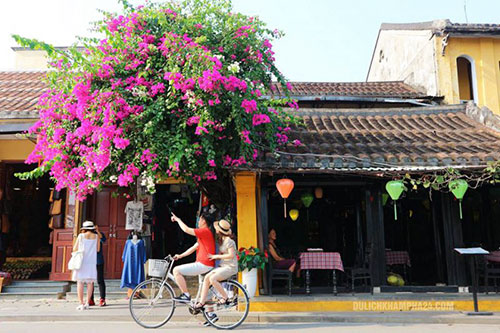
[0,139,34,161]
[436,36,500,114]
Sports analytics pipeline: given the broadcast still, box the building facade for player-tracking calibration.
[367,20,500,114]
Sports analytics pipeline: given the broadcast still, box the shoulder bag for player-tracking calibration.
[68,235,84,271]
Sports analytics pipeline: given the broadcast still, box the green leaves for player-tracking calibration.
[237,247,268,272]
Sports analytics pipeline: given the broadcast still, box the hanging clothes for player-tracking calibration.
[125,201,144,231]
[120,238,146,289]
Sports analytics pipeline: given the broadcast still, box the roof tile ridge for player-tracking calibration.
[465,102,500,133]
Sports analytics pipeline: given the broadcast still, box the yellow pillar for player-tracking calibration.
[235,172,258,248]
[235,171,260,295]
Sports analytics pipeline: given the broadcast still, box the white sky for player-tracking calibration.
[0,0,499,81]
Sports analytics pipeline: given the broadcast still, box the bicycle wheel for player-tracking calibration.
[202,279,250,330]
[129,278,176,329]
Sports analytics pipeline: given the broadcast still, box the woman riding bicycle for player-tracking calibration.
[194,219,237,310]
[170,212,216,303]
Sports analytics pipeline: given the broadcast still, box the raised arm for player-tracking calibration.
[171,213,195,236]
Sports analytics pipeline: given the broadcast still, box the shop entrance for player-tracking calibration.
[84,184,202,279]
[383,189,447,287]
[0,162,53,279]
[263,176,368,293]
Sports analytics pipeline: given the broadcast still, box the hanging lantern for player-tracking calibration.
[314,187,323,199]
[449,179,468,219]
[276,178,294,217]
[386,180,404,220]
[289,209,299,221]
[382,193,389,206]
[301,192,314,208]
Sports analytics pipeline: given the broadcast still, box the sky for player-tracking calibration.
[0,0,499,82]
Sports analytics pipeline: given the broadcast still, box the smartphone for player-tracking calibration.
[166,203,174,217]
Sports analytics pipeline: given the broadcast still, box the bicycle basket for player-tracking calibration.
[147,259,169,278]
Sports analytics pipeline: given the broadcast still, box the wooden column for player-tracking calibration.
[365,187,386,287]
[441,192,467,286]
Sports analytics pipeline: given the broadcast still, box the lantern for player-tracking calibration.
[301,192,314,208]
[289,209,299,221]
[314,187,323,199]
[386,180,404,220]
[449,179,468,219]
[382,193,389,206]
[276,178,294,217]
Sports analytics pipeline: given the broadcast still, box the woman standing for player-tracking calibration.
[194,219,238,309]
[72,221,100,310]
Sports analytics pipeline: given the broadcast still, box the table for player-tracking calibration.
[485,250,500,263]
[385,250,411,267]
[299,252,344,295]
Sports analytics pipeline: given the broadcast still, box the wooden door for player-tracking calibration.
[49,229,74,280]
[109,194,128,278]
[86,187,128,279]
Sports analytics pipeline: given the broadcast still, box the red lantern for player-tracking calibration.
[201,193,210,207]
[276,178,294,217]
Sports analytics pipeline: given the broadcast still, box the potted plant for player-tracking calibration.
[238,246,268,298]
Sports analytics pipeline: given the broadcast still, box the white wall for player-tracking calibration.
[14,50,48,70]
[367,29,438,96]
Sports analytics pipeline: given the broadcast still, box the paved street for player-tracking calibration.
[3,321,500,333]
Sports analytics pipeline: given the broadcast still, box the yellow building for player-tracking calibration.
[367,20,500,114]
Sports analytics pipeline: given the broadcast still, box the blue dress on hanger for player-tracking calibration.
[120,239,146,289]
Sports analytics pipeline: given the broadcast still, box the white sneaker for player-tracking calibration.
[76,304,84,311]
[83,303,89,310]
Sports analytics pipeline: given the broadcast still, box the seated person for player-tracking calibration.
[194,219,238,309]
[268,229,300,277]
[171,212,216,302]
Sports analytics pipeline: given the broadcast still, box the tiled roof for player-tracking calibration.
[257,104,500,172]
[381,20,500,36]
[271,81,428,99]
[0,71,47,119]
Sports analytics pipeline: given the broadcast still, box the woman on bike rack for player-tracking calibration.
[170,212,216,303]
[193,219,238,309]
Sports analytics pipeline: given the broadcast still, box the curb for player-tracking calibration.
[2,313,500,325]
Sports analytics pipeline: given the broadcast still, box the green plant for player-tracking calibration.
[237,246,268,272]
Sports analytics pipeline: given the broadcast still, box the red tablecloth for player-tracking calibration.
[386,250,411,267]
[486,250,500,263]
[299,252,344,272]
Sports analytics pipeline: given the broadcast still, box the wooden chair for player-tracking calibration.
[345,247,373,295]
[267,259,292,296]
[478,257,500,294]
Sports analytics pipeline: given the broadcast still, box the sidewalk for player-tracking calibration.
[1,298,500,325]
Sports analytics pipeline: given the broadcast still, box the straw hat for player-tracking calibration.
[80,221,96,230]
[214,219,232,235]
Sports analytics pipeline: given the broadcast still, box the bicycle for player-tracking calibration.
[129,255,250,330]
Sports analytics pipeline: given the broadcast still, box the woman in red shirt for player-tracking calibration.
[171,212,216,302]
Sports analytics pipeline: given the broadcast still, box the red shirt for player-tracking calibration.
[194,227,215,267]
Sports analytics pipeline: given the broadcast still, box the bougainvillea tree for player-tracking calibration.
[15,0,298,201]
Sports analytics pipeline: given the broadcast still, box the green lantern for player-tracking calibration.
[382,193,389,206]
[301,192,314,208]
[386,180,404,220]
[449,179,468,219]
